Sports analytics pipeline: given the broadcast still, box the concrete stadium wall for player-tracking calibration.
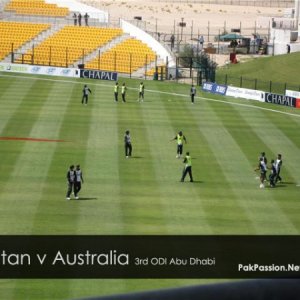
[270,28,300,54]
[45,0,109,22]
[120,19,175,67]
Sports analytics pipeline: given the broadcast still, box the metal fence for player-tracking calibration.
[8,46,167,79]
[215,74,300,94]
[132,18,271,43]
[9,47,216,84]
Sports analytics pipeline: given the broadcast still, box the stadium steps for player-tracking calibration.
[132,58,165,78]
[0,0,10,10]
[65,12,107,28]
[3,11,107,28]
[74,33,132,69]
[2,23,65,63]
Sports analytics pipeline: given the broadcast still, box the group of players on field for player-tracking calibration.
[67,84,283,199]
[255,152,283,188]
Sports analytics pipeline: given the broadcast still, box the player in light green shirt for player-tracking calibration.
[121,83,127,103]
[138,82,144,102]
[181,152,193,182]
[114,82,119,102]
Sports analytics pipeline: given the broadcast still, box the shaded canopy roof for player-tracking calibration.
[219,33,244,41]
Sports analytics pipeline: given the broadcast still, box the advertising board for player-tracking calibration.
[0,63,77,77]
[80,69,118,81]
[226,86,265,102]
[265,93,296,108]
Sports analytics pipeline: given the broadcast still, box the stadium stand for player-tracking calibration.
[4,0,69,17]
[0,21,50,61]
[85,38,158,74]
[146,65,166,78]
[21,26,123,67]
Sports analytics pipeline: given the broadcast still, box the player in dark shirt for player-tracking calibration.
[255,157,267,188]
[82,84,92,105]
[74,165,84,199]
[124,130,132,158]
[66,165,76,200]
[259,152,268,165]
[269,159,277,188]
[190,85,196,104]
[275,154,283,183]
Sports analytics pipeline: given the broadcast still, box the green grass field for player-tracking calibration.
[0,71,300,299]
[216,52,300,93]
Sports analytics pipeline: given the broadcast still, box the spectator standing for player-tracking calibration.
[170,34,175,50]
[73,13,77,26]
[84,13,89,26]
[199,35,204,49]
[78,13,82,26]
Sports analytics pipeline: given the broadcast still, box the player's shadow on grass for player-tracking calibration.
[77,197,98,200]
[273,182,295,188]
[131,156,143,159]
[181,180,203,184]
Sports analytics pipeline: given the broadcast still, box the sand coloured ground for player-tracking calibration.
[78,0,287,66]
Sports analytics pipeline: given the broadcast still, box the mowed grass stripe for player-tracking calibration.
[137,87,211,234]
[0,79,61,233]
[149,88,216,234]
[230,103,299,183]
[235,106,300,231]
[116,89,169,234]
[73,83,125,234]
[68,82,133,296]
[197,99,298,234]
[170,97,255,234]
[260,109,300,183]
[0,76,35,133]
[0,79,46,183]
[30,80,83,234]
[194,100,258,233]
[0,76,36,206]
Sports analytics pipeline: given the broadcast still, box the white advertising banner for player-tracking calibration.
[226,86,265,102]
[285,89,300,98]
[0,63,78,78]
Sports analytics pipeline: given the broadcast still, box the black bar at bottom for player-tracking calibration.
[0,235,299,279]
